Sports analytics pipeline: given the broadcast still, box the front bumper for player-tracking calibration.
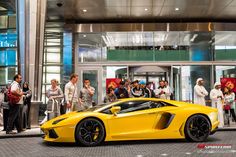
[210,127,218,135]
[41,125,76,143]
[210,120,220,135]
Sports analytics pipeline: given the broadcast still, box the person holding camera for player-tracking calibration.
[155,80,168,99]
[104,87,117,103]
[79,79,95,109]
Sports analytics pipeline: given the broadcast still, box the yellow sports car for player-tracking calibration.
[41,98,219,146]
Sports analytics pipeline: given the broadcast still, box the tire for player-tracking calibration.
[184,114,211,142]
[75,118,105,146]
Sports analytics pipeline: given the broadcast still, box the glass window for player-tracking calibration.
[45,73,61,83]
[78,33,102,62]
[45,39,61,46]
[181,65,213,104]
[46,66,60,73]
[0,31,17,47]
[0,67,17,85]
[215,66,236,81]
[45,47,60,53]
[0,49,17,66]
[8,15,16,28]
[0,68,7,84]
[46,53,61,63]
[0,16,7,29]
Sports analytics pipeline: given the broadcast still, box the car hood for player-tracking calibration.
[41,111,92,129]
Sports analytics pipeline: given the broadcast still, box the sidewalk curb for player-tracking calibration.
[0,128,235,139]
[0,133,43,139]
[218,128,236,131]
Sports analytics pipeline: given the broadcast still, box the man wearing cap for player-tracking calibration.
[194,78,208,106]
[139,80,150,98]
[210,82,224,127]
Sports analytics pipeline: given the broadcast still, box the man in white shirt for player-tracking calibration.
[210,82,224,127]
[164,81,172,100]
[6,74,24,134]
[194,78,208,106]
[64,74,79,112]
[155,80,168,99]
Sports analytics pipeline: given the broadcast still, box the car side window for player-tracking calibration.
[118,101,151,114]
[101,101,150,114]
[150,101,165,108]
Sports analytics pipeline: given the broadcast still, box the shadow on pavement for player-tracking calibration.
[41,136,221,147]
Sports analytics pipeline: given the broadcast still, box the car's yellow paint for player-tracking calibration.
[41,98,219,143]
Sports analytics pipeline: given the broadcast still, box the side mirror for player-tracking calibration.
[110,106,121,116]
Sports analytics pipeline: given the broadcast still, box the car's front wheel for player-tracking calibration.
[184,114,211,142]
[75,118,105,146]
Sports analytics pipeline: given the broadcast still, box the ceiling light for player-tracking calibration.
[175,8,179,11]
[83,35,86,37]
[82,9,87,12]
[144,8,148,11]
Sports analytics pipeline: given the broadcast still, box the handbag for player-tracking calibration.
[7,86,21,105]
[224,104,231,110]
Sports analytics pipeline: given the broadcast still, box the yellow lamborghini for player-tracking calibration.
[41,98,219,146]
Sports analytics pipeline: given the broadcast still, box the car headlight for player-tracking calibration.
[52,118,67,125]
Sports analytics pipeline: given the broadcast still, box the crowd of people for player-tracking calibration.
[104,79,173,103]
[0,73,96,134]
[41,74,96,124]
[194,78,236,128]
[0,74,32,134]
[1,74,235,134]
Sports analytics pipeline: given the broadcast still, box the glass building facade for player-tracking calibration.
[73,25,236,105]
[41,23,236,105]
[0,5,17,86]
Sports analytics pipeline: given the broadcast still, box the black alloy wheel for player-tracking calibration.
[75,118,105,146]
[184,114,211,142]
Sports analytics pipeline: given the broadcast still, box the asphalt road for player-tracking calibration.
[0,131,236,157]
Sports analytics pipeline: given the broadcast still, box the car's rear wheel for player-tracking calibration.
[75,118,105,146]
[184,114,211,142]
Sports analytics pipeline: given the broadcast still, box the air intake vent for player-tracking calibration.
[156,112,175,130]
[48,129,58,139]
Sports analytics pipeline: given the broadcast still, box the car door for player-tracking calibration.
[106,100,159,140]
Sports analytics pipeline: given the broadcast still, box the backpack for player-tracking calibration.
[7,86,21,104]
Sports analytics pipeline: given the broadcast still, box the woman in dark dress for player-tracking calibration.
[22,82,32,129]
